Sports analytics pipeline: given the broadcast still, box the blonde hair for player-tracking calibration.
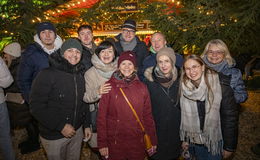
[201,39,235,66]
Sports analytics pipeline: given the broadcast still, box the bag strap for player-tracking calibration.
[119,88,145,132]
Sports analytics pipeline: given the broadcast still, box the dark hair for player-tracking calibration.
[95,40,118,59]
[77,25,93,34]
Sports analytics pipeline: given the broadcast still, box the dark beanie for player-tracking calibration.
[37,22,56,38]
[118,51,136,67]
[60,39,83,56]
[122,19,137,31]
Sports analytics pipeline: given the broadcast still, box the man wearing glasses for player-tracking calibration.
[114,19,149,78]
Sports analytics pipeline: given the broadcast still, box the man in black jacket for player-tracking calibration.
[77,24,97,72]
[114,19,149,78]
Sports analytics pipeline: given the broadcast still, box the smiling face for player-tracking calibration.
[206,44,225,64]
[78,28,93,47]
[158,55,172,77]
[63,48,82,65]
[119,60,135,77]
[39,29,56,46]
[121,28,136,42]
[151,33,167,52]
[184,59,205,84]
[99,46,115,64]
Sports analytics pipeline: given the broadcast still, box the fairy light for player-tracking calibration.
[32,20,35,23]
[177,1,180,5]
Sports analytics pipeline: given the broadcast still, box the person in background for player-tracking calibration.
[201,39,248,104]
[0,56,15,160]
[114,19,149,78]
[3,42,32,130]
[97,51,157,160]
[83,40,118,158]
[30,38,91,160]
[144,47,181,160]
[180,54,239,160]
[141,32,183,81]
[17,21,62,154]
[77,24,97,72]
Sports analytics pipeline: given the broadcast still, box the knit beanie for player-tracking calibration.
[122,19,137,31]
[118,51,136,67]
[156,47,176,66]
[60,39,83,56]
[3,42,21,57]
[37,22,56,38]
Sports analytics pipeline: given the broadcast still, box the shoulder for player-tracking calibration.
[22,43,43,57]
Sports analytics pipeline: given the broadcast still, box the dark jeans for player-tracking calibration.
[189,144,222,160]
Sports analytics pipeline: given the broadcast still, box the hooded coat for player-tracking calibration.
[30,51,90,140]
[144,67,181,160]
[97,74,157,160]
[17,35,62,103]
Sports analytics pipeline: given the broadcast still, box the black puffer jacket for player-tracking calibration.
[30,51,90,140]
[197,73,239,152]
[144,67,181,160]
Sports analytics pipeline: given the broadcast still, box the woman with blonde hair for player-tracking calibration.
[180,54,239,160]
[201,39,247,103]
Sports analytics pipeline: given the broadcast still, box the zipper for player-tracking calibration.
[73,74,78,127]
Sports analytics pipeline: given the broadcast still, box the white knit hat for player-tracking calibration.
[3,42,21,57]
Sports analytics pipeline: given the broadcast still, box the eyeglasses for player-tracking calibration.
[122,29,135,34]
[207,50,224,55]
[184,65,201,72]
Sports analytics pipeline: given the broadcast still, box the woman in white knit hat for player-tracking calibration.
[3,42,21,67]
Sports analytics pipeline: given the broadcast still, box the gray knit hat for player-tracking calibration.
[156,47,176,66]
[60,39,82,56]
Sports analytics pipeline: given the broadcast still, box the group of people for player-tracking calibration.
[0,19,247,160]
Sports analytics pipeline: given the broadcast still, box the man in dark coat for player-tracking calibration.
[141,32,184,81]
[77,24,97,72]
[114,19,149,78]
[17,22,62,154]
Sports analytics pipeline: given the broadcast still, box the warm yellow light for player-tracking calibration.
[2,15,6,18]
[52,12,55,14]
[220,24,225,26]
[32,20,35,23]
[177,1,180,5]
[172,0,175,2]
[10,33,14,35]
[183,29,187,32]
[234,19,238,22]
[78,2,80,4]
[72,3,75,6]
[67,4,70,7]
[4,31,8,33]
[57,10,61,13]
[36,17,41,21]
[83,0,86,2]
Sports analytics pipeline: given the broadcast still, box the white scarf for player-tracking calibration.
[180,72,223,155]
[34,34,63,55]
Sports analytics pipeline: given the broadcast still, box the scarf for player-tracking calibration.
[91,54,118,79]
[120,35,137,51]
[114,70,137,83]
[180,72,223,155]
[203,56,228,72]
[152,66,177,88]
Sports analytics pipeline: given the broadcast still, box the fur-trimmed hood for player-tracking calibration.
[49,50,85,74]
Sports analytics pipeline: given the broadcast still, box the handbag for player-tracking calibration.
[119,88,153,150]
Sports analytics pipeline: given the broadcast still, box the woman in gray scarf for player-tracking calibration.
[83,41,118,152]
[180,54,239,160]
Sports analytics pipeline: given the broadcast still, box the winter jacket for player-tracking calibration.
[17,35,62,103]
[114,34,149,78]
[97,74,157,159]
[141,50,184,81]
[0,57,13,103]
[30,51,90,140]
[144,67,181,160]
[196,73,239,152]
[203,58,248,103]
[78,39,97,72]
[5,58,20,93]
